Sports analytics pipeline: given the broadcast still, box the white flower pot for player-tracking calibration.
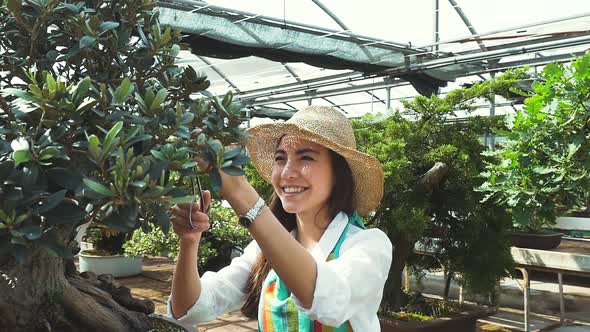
[555,216,590,231]
[78,252,142,278]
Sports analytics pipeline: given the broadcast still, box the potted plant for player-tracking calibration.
[0,0,249,330]
[352,73,521,330]
[79,225,143,278]
[479,54,590,249]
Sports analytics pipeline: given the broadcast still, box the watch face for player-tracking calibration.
[239,216,252,228]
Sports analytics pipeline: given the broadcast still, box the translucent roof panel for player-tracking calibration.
[160,0,590,120]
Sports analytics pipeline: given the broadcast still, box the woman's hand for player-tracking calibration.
[194,155,250,201]
[170,190,212,243]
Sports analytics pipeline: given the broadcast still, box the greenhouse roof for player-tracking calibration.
[156,0,590,120]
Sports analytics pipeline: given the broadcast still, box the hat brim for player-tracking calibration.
[246,123,384,216]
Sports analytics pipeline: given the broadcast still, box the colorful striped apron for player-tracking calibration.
[257,212,365,332]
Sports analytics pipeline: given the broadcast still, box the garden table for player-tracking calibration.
[511,239,590,332]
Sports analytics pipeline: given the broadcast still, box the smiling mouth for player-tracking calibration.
[282,186,308,194]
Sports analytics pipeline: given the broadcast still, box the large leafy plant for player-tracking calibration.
[0,0,248,330]
[480,54,590,231]
[354,73,521,311]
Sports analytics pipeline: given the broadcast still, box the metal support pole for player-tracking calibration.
[386,87,391,110]
[558,272,565,324]
[433,0,440,55]
[489,72,496,149]
[517,267,530,332]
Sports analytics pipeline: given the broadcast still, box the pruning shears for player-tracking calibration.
[188,175,209,230]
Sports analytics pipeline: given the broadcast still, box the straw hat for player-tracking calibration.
[246,105,384,216]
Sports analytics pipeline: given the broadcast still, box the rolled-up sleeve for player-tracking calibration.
[167,240,260,325]
[292,229,392,327]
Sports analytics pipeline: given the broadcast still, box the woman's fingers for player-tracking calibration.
[171,202,210,230]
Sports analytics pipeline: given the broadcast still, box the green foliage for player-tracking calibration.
[123,222,179,259]
[123,202,251,272]
[244,163,274,202]
[480,54,590,230]
[354,73,519,307]
[0,0,249,263]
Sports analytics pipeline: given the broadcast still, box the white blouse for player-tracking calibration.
[167,211,393,331]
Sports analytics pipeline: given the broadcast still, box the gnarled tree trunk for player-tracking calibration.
[0,225,154,331]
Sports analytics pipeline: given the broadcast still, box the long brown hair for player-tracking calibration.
[241,150,354,318]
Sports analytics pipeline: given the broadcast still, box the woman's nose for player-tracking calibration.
[281,160,299,178]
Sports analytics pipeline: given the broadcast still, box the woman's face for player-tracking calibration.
[271,136,335,216]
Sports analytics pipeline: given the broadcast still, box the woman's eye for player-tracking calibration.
[274,156,285,162]
[302,155,314,161]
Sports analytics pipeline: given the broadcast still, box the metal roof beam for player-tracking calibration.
[249,80,411,107]
[196,56,241,93]
[447,0,487,52]
[416,10,590,50]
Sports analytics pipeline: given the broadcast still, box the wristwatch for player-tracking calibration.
[238,197,266,228]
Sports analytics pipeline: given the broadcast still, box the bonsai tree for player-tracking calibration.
[0,0,249,331]
[480,54,590,231]
[353,73,522,311]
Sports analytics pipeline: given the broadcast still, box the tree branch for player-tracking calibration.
[416,162,449,194]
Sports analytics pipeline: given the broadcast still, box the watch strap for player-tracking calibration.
[239,197,265,227]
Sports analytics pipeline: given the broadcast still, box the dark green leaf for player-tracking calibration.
[6,187,23,201]
[102,204,138,232]
[175,126,190,139]
[83,178,116,197]
[0,161,15,182]
[207,139,223,155]
[45,202,87,226]
[210,169,221,193]
[47,167,83,190]
[0,139,10,154]
[182,161,197,168]
[72,77,91,104]
[179,112,194,125]
[130,180,146,188]
[100,21,119,33]
[154,207,170,232]
[231,153,250,167]
[124,135,152,148]
[223,146,242,160]
[64,3,79,13]
[2,88,37,103]
[151,150,166,160]
[80,36,97,49]
[37,189,67,214]
[221,166,245,176]
[39,147,61,160]
[19,225,42,240]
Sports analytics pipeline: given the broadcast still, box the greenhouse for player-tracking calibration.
[1,0,590,331]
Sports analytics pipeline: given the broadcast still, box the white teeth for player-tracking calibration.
[283,187,306,193]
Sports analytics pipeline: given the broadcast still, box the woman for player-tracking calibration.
[167,106,392,331]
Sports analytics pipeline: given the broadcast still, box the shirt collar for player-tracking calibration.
[309,211,348,262]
